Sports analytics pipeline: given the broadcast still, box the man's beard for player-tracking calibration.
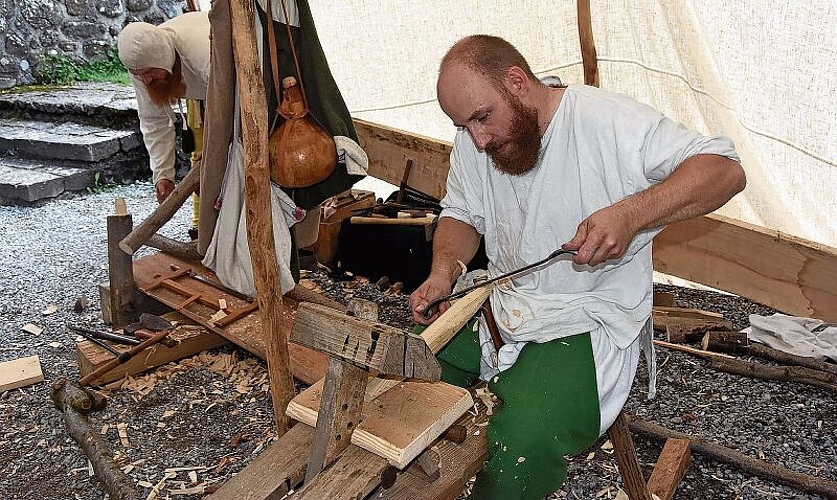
[145,69,186,107]
[484,95,542,176]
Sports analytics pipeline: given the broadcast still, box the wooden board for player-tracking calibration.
[206,423,314,500]
[293,445,389,500]
[654,213,837,322]
[131,252,328,385]
[647,438,691,500]
[0,356,44,391]
[355,120,837,322]
[287,378,473,468]
[75,322,228,384]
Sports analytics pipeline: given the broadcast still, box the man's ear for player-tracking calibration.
[505,66,530,97]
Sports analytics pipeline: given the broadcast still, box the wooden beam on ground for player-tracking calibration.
[294,445,389,500]
[119,165,201,256]
[647,438,691,500]
[75,322,227,384]
[654,213,837,323]
[108,200,137,328]
[0,356,44,391]
[206,423,314,500]
[356,120,837,321]
[576,0,600,87]
[230,0,294,435]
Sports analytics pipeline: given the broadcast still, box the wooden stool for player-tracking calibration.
[607,411,691,500]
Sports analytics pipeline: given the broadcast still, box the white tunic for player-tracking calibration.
[441,85,740,433]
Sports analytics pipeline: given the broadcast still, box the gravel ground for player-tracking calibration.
[1,183,835,499]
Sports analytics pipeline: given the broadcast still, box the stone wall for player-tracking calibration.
[0,0,189,89]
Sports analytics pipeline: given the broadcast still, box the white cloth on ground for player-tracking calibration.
[441,84,740,433]
[743,313,837,362]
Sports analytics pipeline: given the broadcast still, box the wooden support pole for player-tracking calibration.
[119,164,201,255]
[576,0,600,87]
[626,413,837,500]
[107,198,137,328]
[607,411,653,500]
[229,0,294,435]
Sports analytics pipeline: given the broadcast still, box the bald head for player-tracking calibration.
[440,35,538,92]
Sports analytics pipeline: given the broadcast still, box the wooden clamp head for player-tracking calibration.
[291,302,441,381]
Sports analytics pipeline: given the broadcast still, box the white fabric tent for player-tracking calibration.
[307,0,836,248]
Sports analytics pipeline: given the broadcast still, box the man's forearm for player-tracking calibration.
[619,154,746,232]
[429,217,482,286]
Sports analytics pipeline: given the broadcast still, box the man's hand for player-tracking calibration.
[409,275,453,325]
[562,206,637,267]
[155,179,175,203]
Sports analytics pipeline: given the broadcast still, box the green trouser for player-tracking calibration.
[416,322,601,500]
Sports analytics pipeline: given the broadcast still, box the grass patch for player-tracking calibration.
[37,47,131,86]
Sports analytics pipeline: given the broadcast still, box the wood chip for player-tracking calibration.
[48,342,61,348]
[170,484,206,495]
[209,310,227,324]
[41,304,58,315]
[117,422,130,447]
[218,298,227,310]
[21,323,43,336]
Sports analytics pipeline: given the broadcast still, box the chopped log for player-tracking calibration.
[665,320,733,343]
[653,291,676,307]
[229,0,294,435]
[51,377,139,500]
[626,413,837,500]
[701,330,750,355]
[710,357,837,393]
[119,164,201,256]
[107,206,137,328]
[652,307,725,331]
[145,234,204,261]
[607,411,653,500]
[647,438,691,500]
[749,343,837,375]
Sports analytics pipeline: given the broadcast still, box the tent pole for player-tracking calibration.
[577,0,600,87]
[229,0,295,436]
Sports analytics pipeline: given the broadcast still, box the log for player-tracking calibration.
[119,164,201,255]
[229,0,294,435]
[749,343,837,375]
[710,357,837,393]
[51,377,139,500]
[626,413,837,500]
[701,330,749,355]
[145,234,204,261]
[665,321,733,343]
[107,206,137,328]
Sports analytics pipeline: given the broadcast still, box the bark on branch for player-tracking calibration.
[51,377,139,500]
[626,413,837,500]
[710,357,837,393]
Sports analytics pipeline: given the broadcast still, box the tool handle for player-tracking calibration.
[78,328,172,386]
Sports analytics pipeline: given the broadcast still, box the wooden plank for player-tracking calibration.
[647,438,691,500]
[354,118,451,201]
[287,378,473,469]
[291,303,440,380]
[206,423,314,500]
[0,356,44,391]
[293,445,389,500]
[654,213,837,322]
[75,323,228,384]
[377,391,490,500]
[355,120,837,322]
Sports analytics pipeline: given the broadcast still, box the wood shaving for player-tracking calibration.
[21,323,42,336]
[41,304,58,315]
[117,422,129,447]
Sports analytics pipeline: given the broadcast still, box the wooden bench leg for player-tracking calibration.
[608,411,653,500]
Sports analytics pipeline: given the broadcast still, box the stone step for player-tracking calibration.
[0,157,96,205]
[0,83,139,125]
[0,117,142,162]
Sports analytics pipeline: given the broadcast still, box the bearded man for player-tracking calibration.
[409,35,746,499]
[118,11,209,236]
